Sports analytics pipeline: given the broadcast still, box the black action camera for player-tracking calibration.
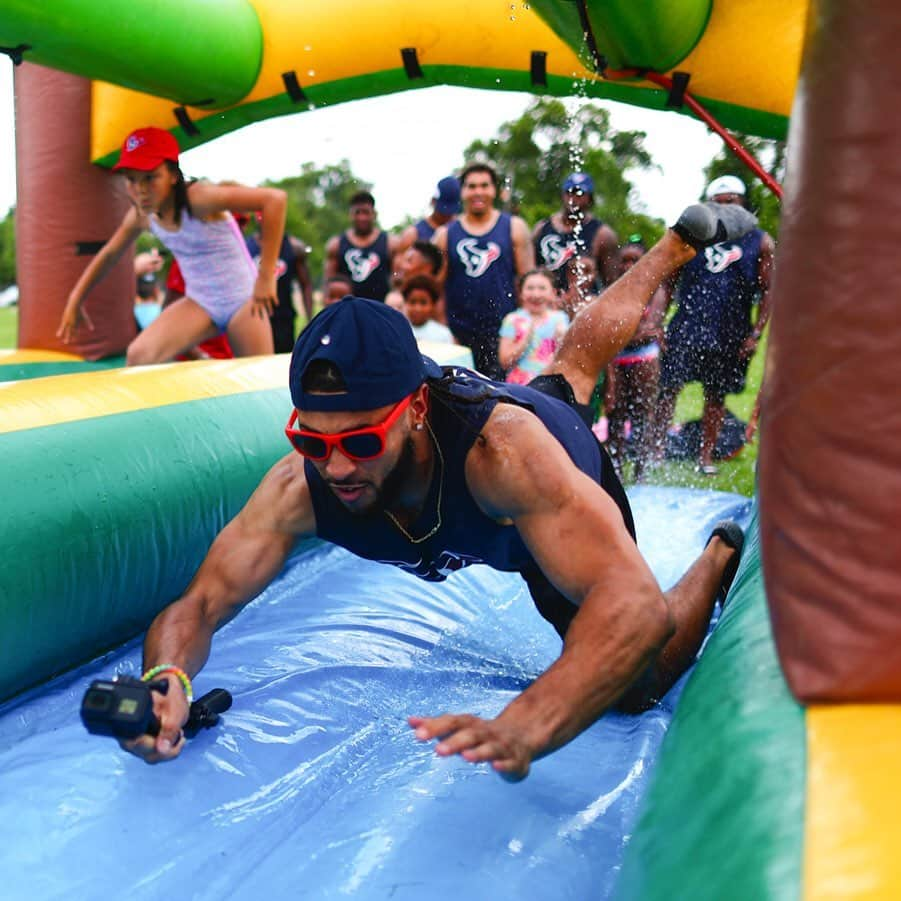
[80,675,232,741]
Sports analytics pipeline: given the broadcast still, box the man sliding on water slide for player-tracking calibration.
[126,203,755,780]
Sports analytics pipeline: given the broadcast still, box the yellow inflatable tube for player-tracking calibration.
[91,0,805,165]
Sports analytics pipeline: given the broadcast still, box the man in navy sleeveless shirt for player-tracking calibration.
[434,163,534,379]
[326,191,400,302]
[125,202,754,776]
[533,172,621,291]
[245,224,314,353]
[398,176,461,250]
[655,176,775,474]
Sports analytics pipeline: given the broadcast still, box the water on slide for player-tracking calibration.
[0,487,750,900]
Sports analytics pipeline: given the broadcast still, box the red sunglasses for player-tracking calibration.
[285,394,414,461]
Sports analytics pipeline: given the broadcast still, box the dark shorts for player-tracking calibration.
[270,315,297,355]
[660,341,749,397]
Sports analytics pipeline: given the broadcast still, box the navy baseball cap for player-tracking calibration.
[433,176,461,215]
[289,296,443,412]
[562,172,594,195]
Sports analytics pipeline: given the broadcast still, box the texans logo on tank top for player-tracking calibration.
[538,234,578,271]
[377,551,484,582]
[344,248,381,283]
[455,238,501,278]
[704,243,744,274]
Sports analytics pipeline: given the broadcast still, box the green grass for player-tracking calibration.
[0,306,16,349]
[625,335,766,498]
[3,299,761,496]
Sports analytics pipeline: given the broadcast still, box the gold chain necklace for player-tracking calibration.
[384,421,444,544]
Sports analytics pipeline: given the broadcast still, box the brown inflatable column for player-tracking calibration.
[759,1,901,701]
[15,63,135,359]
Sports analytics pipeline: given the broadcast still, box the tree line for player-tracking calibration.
[0,97,785,290]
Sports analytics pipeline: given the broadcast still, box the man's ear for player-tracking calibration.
[411,384,430,423]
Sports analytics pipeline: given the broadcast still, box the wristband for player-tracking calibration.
[142,664,194,704]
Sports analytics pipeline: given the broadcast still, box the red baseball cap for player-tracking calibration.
[112,127,180,171]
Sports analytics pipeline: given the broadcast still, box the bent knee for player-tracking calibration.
[126,338,165,367]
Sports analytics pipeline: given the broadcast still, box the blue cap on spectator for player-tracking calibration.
[433,176,462,215]
[562,172,595,195]
[289,296,443,412]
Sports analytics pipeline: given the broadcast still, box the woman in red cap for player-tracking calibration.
[57,126,287,362]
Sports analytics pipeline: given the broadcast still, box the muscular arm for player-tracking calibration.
[753,231,775,334]
[511,215,535,276]
[431,226,449,287]
[397,224,419,254]
[290,237,314,319]
[593,223,621,287]
[741,231,776,359]
[128,453,316,762]
[324,235,341,281]
[410,406,672,780]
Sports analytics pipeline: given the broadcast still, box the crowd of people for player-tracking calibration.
[59,126,772,482]
[59,126,767,777]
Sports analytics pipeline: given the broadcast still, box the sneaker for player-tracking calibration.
[672,202,758,250]
[706,520,745,607]
[696,463,719,476]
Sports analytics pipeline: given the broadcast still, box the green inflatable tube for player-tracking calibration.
[530,0,712,71]
[615,502,805,900]
[0,0,262,108]
[0,386,292,703]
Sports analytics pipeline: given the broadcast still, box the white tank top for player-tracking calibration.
[149,209,257,316]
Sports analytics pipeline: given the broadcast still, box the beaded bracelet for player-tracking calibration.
[141,664,194,704]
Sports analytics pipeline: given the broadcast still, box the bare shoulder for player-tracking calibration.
[432,225,448,249]
[511,215,531,238]
[464,403,578,519]
[243,451,317,538]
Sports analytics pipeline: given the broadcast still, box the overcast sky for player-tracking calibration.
[0,62,723,231]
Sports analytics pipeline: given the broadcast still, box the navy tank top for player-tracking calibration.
[534,216,603,289]
[669,229,764,349]
[445,214,517,336]
[305,368,623,637]
[337,230,391,302]
[415,219,435,242]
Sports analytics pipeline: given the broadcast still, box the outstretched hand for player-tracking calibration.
[408,712,535,782]
[56,299,94,343]
[120,673,190,765]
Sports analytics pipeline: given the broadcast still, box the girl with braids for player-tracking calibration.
[57,127,286,362]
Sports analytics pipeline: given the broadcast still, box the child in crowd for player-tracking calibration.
[133,248,164,331]
[498,269,569,385]
[606,237,669,481]
[57,126,286,363]
[323,274,354,307]
[401,275,454,343]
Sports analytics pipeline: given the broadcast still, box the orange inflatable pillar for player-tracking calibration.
[759,0,901,701]
[15,63,135,359]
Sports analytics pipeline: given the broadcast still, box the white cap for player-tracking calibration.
[706,175,746,199]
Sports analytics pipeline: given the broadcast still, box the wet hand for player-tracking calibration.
[120,673,190,765]
[56,299,94,344]
[408,713,534,782]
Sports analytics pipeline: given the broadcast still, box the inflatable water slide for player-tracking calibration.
[3,2,901,897]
